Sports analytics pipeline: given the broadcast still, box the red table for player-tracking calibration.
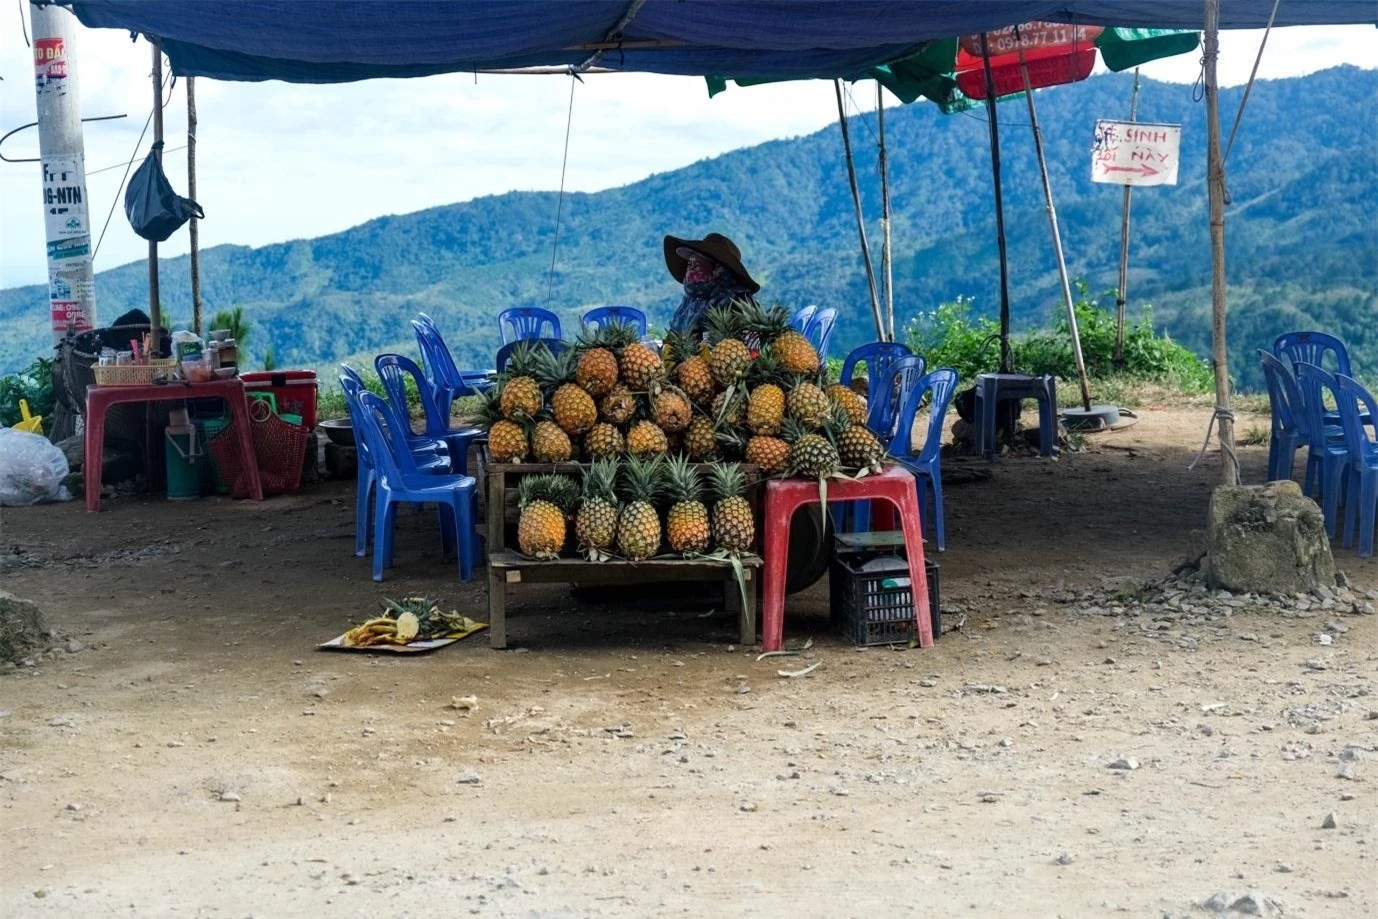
[84,379,264,512]
[761,464,933,652]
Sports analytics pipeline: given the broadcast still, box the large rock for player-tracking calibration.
[1205,481,1335,594]
[0,589,49,664]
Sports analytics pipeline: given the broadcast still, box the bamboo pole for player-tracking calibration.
[1018,54,1092,411]
[1115,68,1142,366]
[148,42,163,349]
[1203,0,1239,485]
[978,36,1013,373]
[833,80,885,342]
[187,76,202,336]
[877,83,895,342]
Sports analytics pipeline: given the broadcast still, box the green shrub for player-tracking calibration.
[0,358,55,433]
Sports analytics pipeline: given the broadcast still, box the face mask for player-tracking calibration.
[683,255,717,286]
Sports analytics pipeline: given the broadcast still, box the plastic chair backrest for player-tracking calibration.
[1274,331,1351,378]
[376,353,445,437]
[495,338,568,375]
[867,354,926,441]
[583,306,647,337]
[354,390,423,484]
[791,305,817,332]
[839,341,912,390]
[1257,350,1302,435]
[499,307,562,344]
[338,373,375,470]
[804,307,839,360]
[1333,374,1378,466]
[890,368,960,461]
[1295,362,1342,451]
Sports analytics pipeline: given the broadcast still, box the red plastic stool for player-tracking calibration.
[761,464,932,652]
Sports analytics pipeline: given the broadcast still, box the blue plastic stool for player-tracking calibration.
[974,373,1057,461]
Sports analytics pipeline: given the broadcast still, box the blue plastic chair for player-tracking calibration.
[499,307,561,344]
[1257,350,1306,482]
[495,337,568,375]
[1295,362,1351,537]
[376,353,481,476]
[1274,331,1352,378]
[353,391,477,582]
[804,307,839,360]
[839,341,913,393]
[790,305,817,332]
[865,354,926,443]
[583,306,647,337]
[412,316,495,407]
[888,369,960,553]
[1334,374,1378,557]
[339,372,450,558]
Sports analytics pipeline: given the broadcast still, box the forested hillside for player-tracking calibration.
[2,66,1373,390]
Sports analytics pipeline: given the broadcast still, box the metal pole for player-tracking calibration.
[31,2,97,341]
[148,42,164,350]
[1203,0,1238,485]
[979,36,1013,373]
[833,81,885,342]
[1018,55,1093,411]
[877,83,895,342]
[187,76,202,337]
[1115,68,1142,366]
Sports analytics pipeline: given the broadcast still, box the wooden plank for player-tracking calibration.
[486,466,507,552]
[487,563,507,649]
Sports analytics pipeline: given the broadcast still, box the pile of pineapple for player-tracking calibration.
[483,302,889,562]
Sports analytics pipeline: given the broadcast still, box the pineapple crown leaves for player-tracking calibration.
[663,328,704,365]
[779,416,815,445]
[664,454,704,504]
[745,346,784,387]
[742,301,792,340]
[576,319,639,353]
[618,455,667,506]
[579,457,621,504]
[534,344,578,389]
[518,474,579,513]
[706,461,747,502]
[704,305,746,345]
[501,341,545,381]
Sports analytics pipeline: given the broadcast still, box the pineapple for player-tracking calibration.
[707,462,755,553]
[747,383,785,435]
[626,419,669,458]
[478,390,528,463]
[745,435,790,475]
[573,323,631,397]
[616,456,665,560]
[531,418,573,463]
[827,383,869,425]
[498,342,543,421]
[619,341,665,390]
[836,421,886,472]
[652,389,693,433]
[785,378,830,429]
[748,302,819,374]
[683,414,719,461]
[666,329,715,404]
[711,389,746,427]
[705,306,752,388]
[583,422,625,460]
[516,474,577,559]
[537,348,597,436]
[599,382,637,425]
[783,417,839,479]
[664,455,710,554]
[574,458,621,559]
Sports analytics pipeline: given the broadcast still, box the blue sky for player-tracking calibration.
[1,13,1374,292]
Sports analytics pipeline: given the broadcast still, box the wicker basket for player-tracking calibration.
[92,359,176,387]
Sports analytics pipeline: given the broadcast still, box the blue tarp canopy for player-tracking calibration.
[58,1,1377,84]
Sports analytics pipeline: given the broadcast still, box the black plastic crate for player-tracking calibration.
[831,533,940,646]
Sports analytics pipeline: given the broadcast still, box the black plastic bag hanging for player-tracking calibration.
[124,141,204,242]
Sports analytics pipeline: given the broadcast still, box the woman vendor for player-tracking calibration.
[664,232,761,336]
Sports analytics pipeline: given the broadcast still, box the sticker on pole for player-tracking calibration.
[34,37,67,94]
[1091,120,1180,186]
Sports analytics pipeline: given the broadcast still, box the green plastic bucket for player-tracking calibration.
[165,427,202,500]
[200,417,231,494]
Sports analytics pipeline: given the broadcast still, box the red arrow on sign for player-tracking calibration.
[1103,163,1161,177]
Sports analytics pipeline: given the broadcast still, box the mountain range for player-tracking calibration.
[2,65,1374,391]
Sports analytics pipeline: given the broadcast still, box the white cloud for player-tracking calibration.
[2,14,1374,295]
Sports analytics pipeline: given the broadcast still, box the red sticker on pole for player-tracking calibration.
[34,37,67,91]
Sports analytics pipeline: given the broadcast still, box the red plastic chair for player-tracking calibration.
[761,464,932,652]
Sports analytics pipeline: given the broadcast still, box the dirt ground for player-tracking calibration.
[1,405,1374,918]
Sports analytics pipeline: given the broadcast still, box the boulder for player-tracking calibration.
[1205,481,1335,594]
[0,589,50,664]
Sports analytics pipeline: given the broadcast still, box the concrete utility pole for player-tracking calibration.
[31,2,97,341]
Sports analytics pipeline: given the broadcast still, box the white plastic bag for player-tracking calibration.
[0,427,72,506]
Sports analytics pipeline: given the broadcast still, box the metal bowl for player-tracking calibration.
[318,418,355,446]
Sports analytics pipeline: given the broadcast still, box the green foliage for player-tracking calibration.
[209,306,250,347]
[904,283,1212,393]
[0,358,54,432]
[262,346,278,372]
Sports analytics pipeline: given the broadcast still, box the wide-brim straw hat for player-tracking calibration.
[663,232,760,294]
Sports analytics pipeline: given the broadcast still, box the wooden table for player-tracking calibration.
[84,379,264,512]
[486,550,762,649]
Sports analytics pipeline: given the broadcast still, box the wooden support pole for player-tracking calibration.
[187,76,202,336]
[833,80,885,342]
[1115,68,1142,367]
[876,83,895,342]
[1203,0,1239,485]
[979,35,1013,373]
[148,41,163,350]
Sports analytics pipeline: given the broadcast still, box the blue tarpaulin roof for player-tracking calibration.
[58,1,1377,84]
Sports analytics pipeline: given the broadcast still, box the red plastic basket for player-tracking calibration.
[208,400,310,497]
[239,370,319,429]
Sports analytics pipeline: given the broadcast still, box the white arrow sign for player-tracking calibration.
[1091,120,1181,187]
